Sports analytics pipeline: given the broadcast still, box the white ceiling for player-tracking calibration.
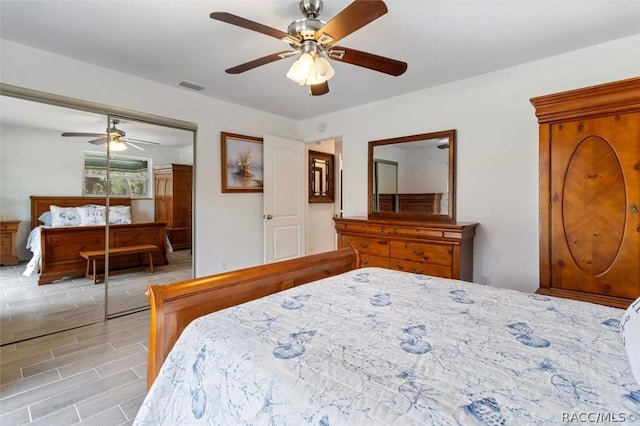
[1,0,639,121]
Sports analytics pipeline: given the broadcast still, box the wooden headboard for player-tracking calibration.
[30,196,132,229]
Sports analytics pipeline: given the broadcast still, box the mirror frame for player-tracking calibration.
[368,129,456,222]
[308,150,335,203]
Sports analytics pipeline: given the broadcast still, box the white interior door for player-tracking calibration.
[263,135,306,263]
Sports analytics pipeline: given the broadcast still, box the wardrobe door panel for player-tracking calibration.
[550,113,640,300]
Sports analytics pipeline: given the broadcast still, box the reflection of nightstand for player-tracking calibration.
[1,221,20,266]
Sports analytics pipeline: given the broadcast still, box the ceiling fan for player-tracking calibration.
[61,119,160,151]
[210,0,407,96]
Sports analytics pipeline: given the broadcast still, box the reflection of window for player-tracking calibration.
[83,152,151,198]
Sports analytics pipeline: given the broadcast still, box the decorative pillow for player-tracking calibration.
[50,205,81,227]
[620,297,640,385]
[109,205,132,224]
[38,211,53,227]
[76,206,107,226]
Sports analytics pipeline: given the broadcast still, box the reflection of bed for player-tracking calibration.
[378,193,442,213]
[28,196,168,285]
[136,248,638,425]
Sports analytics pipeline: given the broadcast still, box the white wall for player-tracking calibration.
[0,40,301,276]
[300,35,640,293]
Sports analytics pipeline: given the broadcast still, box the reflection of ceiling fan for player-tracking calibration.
[61,119,160,151]
[210,0,407,96]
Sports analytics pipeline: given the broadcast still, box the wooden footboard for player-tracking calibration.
[38,223,168,284]
[145,247,361,388]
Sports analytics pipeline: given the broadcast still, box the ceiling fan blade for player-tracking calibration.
[88,137,107,145]
[310,81,329,96]
[225,51,294,74]
[125,141,145,151]
[61,132,104,137]
[314,0,387,45]
[329,46,407,76]
[122,137,160,146]
[210,12,292,40]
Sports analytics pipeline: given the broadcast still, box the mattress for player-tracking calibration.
[134,267,639,425]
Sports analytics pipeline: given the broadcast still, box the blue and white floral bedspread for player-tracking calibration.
[134,268,640,425]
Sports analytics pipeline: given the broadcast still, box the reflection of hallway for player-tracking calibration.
[0,251,191,345]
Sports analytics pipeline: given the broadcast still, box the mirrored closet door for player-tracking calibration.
[103,114,194,318]
[0,88,195,345]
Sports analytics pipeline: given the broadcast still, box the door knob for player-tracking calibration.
[264,214,273,220]
[632,204,639,214]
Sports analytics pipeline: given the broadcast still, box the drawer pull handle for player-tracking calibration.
[362,260,369,265]
[413,250,425,256]
[360,243,369,248]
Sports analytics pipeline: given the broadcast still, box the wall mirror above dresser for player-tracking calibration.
[336,128,475,282]
[368,129,456,222]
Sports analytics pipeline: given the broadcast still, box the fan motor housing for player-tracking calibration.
[288,18,325,40]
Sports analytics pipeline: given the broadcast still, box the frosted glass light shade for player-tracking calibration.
[314,55,335,82]
[108,140,128,151]
[287,52,335,86]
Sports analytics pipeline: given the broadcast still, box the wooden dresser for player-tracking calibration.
[334,217,477,281]
[154,164,193,251]
[0,220,20,266]
[531,77,640,308]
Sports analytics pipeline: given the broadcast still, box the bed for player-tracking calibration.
[136,248,639,425]
[26,196,168,285]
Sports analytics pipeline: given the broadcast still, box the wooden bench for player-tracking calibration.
[79,244,158,284]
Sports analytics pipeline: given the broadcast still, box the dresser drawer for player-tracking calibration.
[1,221,19,232]
[335,222,388,235]
[340,235,390,257]
[389,258,452,278]
[388,226,444,239]
[390,241,452,266]
[360,254,390,268]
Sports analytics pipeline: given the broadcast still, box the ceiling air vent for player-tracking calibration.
[179,80,207,91]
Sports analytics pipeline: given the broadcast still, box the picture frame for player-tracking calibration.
[221,132,264,193]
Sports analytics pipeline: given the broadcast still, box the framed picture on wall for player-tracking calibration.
[221,131,264,193]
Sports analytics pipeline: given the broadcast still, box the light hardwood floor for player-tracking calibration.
[1,310,149,425]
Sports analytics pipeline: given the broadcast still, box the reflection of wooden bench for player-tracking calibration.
[79,244,158,284]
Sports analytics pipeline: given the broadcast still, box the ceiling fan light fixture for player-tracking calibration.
[108,139,128,152]
[286,51,334,86]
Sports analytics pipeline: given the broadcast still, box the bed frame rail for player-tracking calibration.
[145,247,360,388]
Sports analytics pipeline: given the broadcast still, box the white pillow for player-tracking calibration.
[38,211,53,227]
[50,205,81,227]
[76,206,106,226]
[109,205,132,224]
[620,297,640,386]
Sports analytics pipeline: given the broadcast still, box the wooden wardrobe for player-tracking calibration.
[531,77,640,308]
[154,164,192,251]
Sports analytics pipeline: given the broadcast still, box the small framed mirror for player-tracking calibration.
[368,129,456,221]
[308,150,334,203]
